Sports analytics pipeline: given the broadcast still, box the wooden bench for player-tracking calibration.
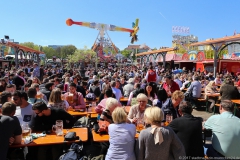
[196,98,208,111]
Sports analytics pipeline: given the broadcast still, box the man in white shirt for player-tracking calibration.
[13,91,35,125]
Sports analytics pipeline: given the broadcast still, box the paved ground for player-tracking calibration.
[192,107,214,145]
[192,107,214,120]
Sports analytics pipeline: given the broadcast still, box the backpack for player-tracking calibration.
[85,93,96,101]
[58,143,87,160]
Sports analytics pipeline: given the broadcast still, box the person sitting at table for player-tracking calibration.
[204,100,240,158]
[27,87,47,105]
[13,91,35,125]
[64,83,86,110]
[31,83,48,103]
[138,107,185,160]
[40,82,54,101]
[144,82,157,105]
[0,102,22,160]
[205,81,219,113]
[89,80,101,98]
[127,83,144,106]
[99,98,120,156]
[48,88,69,110]
[30,101,75,160]
[168,101,204,158]
[30,101,75,131]
[220,78,240,101]
[0,78,7,92]
[106,107,136,160]
[161,90,184,121]
[180,77,192,91]
[153,87,168,109]
[98,84,116,102]
[95,88,120,115]
[162,75,180,97]
[5,84,16,94]
[185,76,202,109]
[110,81,122,101]
[214,75,222,86]
[128,93,151,124]
[0,91,12,110]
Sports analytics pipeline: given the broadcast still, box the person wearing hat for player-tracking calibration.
[12,70,26,91]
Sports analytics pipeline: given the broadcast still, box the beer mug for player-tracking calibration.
[36,92,43,99]
[67,93,74,104]
[22,123,31,138]
[52,120,63,136]
[165,114,173,126]
[61,94,66,101]
[136,119,144,132]
[91,102,96,112]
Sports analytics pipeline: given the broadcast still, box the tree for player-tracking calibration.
[67,46,96,65]
[42,46,56,59]
[20,42,39,50]
[121,49,132,58]
[61,45,77,59]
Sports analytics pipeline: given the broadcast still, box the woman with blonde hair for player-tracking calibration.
[47,88,69,110]
[138,107,185,160]
[106,107,136,160]
[99,97,121,156]
[128,93,151,124]
[205,81,218,113]
[32,77,41,84]
[64,77,70,92]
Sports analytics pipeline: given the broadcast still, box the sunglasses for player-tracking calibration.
[35,111,42,115]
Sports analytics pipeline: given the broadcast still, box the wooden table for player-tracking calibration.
[92,130,139,142]
[68,110,98,118]
[231,99,240,104]
[231,99,240,115]
[11,128,88,148]
[205,93,220,97]
[120,97,128,102]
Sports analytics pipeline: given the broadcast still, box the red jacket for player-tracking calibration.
[162,80,180,94]
[147,69,157,82]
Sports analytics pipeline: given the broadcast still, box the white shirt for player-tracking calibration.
[14,104,35,125]
[112,87,122,101]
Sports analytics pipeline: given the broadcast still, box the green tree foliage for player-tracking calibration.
[67,46,96,64]
[121,49,132,58]
[42,46,56,59]
[20,42,36,49]
[205,49,214,59]
[60,45,77,59]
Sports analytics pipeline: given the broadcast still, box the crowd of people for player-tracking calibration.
[0,61,240,160]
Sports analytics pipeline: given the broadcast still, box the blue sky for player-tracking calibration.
[0,0,240,50]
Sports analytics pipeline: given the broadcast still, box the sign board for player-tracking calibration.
[219,59,240,73]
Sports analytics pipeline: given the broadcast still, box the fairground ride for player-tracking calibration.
[66,18,139,62]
